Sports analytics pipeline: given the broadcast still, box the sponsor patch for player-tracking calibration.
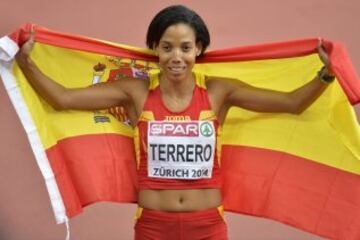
[147,121,215,180]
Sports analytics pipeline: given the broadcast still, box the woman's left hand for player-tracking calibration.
[317,39,333,75]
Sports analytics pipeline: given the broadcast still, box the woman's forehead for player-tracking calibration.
[160,23,196,43]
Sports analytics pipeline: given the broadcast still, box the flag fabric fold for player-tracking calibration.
[1,23,360,240]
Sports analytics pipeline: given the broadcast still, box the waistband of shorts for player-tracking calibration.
[135,205,224,221]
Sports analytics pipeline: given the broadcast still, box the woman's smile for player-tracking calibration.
[156,23,202,81]
[168,65,186,75]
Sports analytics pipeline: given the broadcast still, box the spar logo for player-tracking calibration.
[200,122,214,137]
[149,122,199,137]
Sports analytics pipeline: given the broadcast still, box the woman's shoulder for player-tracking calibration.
[194,72,231,89]
[113,75,149,87]
[204,75,234,89]
[109,76,149,99]
[204,75,242,101]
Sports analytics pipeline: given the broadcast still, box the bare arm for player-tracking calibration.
[221,75,329,114]
[18,57,135,110]
[15,31,139,111]
[207,41,334,121]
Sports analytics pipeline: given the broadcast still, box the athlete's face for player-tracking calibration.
[155,23,202,82]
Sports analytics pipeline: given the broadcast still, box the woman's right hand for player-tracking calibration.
[12,27,146,115]
[15,28,35,66]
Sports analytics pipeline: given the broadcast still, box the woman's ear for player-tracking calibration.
[196,42,203,56]
[153,44,159,56]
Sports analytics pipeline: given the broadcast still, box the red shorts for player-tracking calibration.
[134,206,228,240]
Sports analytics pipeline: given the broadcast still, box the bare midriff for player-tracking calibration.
[138,189,222,211]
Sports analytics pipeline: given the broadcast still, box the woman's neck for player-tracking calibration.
[159,72,195,99]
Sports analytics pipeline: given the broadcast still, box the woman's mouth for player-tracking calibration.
[168,66,186,74]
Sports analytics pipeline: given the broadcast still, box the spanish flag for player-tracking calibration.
[1,24,360,240]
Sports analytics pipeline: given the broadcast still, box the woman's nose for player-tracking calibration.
[172,48,182,59]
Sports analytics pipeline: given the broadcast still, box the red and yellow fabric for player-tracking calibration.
[1,23,360,240]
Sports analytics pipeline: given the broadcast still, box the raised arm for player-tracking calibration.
[15,30,146,111]
[207,41,334,122]
[226,73,329,113]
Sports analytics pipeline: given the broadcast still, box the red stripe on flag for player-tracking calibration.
[221,145,360,240]
[46,134,138,218]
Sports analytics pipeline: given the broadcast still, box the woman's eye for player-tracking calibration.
[182,46,191,52]
[162,46,171,51]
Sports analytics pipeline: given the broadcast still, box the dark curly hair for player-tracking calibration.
[146,5,210,56]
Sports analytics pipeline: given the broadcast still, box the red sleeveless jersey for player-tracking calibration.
[134,72,222,190]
